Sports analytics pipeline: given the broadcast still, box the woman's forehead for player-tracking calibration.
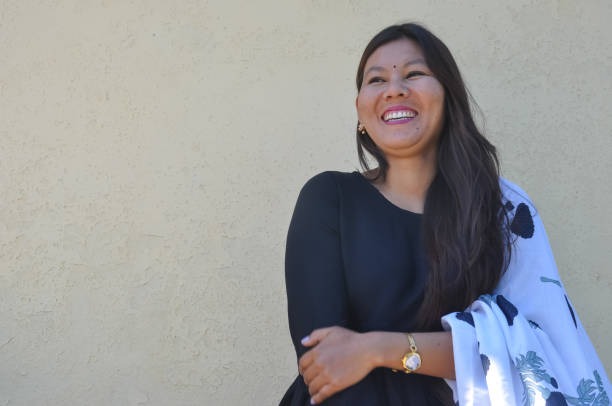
[364,38,425,71]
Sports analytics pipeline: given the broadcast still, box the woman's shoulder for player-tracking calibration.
[498,176,538,218]
[498,176,528,199]
[299,170,358,193]
[291,171,358,224]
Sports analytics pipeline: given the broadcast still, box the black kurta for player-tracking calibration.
[280,171,449,405]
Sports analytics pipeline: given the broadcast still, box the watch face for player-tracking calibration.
[403,353,421,371]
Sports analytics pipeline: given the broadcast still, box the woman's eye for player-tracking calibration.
[367,71,426,84]
[406,71,426,78]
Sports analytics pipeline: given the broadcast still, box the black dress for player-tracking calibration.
[280,171,451,406]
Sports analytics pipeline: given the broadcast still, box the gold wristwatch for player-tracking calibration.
[392,333,422,374]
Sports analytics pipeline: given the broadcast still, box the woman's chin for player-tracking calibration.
[376,136,440,159]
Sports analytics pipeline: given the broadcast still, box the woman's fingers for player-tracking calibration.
[301,362,319,386]
[298,348,316,375]
[306,373,327,396]
[298,326,356,404]
[310,383,336,404]
[301,326,333,347]
[306,371,338,404]
[299,326,337,373]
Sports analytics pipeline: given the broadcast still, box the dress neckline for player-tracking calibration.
[352,171,423,217]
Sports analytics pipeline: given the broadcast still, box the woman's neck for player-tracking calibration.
[371,151,437,214]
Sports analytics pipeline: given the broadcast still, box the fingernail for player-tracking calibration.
[301,335,309,344]
[310,398,315,405]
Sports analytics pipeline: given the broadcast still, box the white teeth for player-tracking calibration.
[383,110,416,121]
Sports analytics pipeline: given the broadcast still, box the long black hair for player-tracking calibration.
[356,23,513,330]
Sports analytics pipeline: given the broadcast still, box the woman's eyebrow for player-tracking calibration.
[364,58,427,76]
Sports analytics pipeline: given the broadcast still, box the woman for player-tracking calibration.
[280,23,610,405]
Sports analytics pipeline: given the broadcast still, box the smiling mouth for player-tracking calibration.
[382,110,418,124]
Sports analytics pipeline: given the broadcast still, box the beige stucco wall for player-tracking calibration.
[1,1,610,404]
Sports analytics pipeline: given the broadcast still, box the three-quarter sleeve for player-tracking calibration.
[284,171,350,360]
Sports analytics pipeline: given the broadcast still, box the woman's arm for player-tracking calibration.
[300,327,455,404]
[285,172,350,361]
[363,330,455,380]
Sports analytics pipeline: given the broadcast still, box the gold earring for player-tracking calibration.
[358,123,366,135]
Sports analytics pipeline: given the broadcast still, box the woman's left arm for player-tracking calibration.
[299,327,455,404]
[364,330,455,380]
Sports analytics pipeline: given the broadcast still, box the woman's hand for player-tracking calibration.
[298,326,375,404]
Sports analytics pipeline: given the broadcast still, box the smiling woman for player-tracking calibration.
[280,23,611,406]
[356,39,445,167]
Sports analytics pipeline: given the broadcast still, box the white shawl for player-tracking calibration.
[441,178,611,406]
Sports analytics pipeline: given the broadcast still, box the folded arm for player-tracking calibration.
[364,330,455,380]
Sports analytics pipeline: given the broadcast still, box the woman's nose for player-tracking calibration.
[384,75,409,99]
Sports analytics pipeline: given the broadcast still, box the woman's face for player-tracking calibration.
[356,38,445,159]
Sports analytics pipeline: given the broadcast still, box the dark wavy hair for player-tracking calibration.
[356,23,513,331]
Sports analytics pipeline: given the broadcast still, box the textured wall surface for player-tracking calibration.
[1,0,610,404]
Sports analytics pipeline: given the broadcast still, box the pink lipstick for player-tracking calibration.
[381,105,418,125]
